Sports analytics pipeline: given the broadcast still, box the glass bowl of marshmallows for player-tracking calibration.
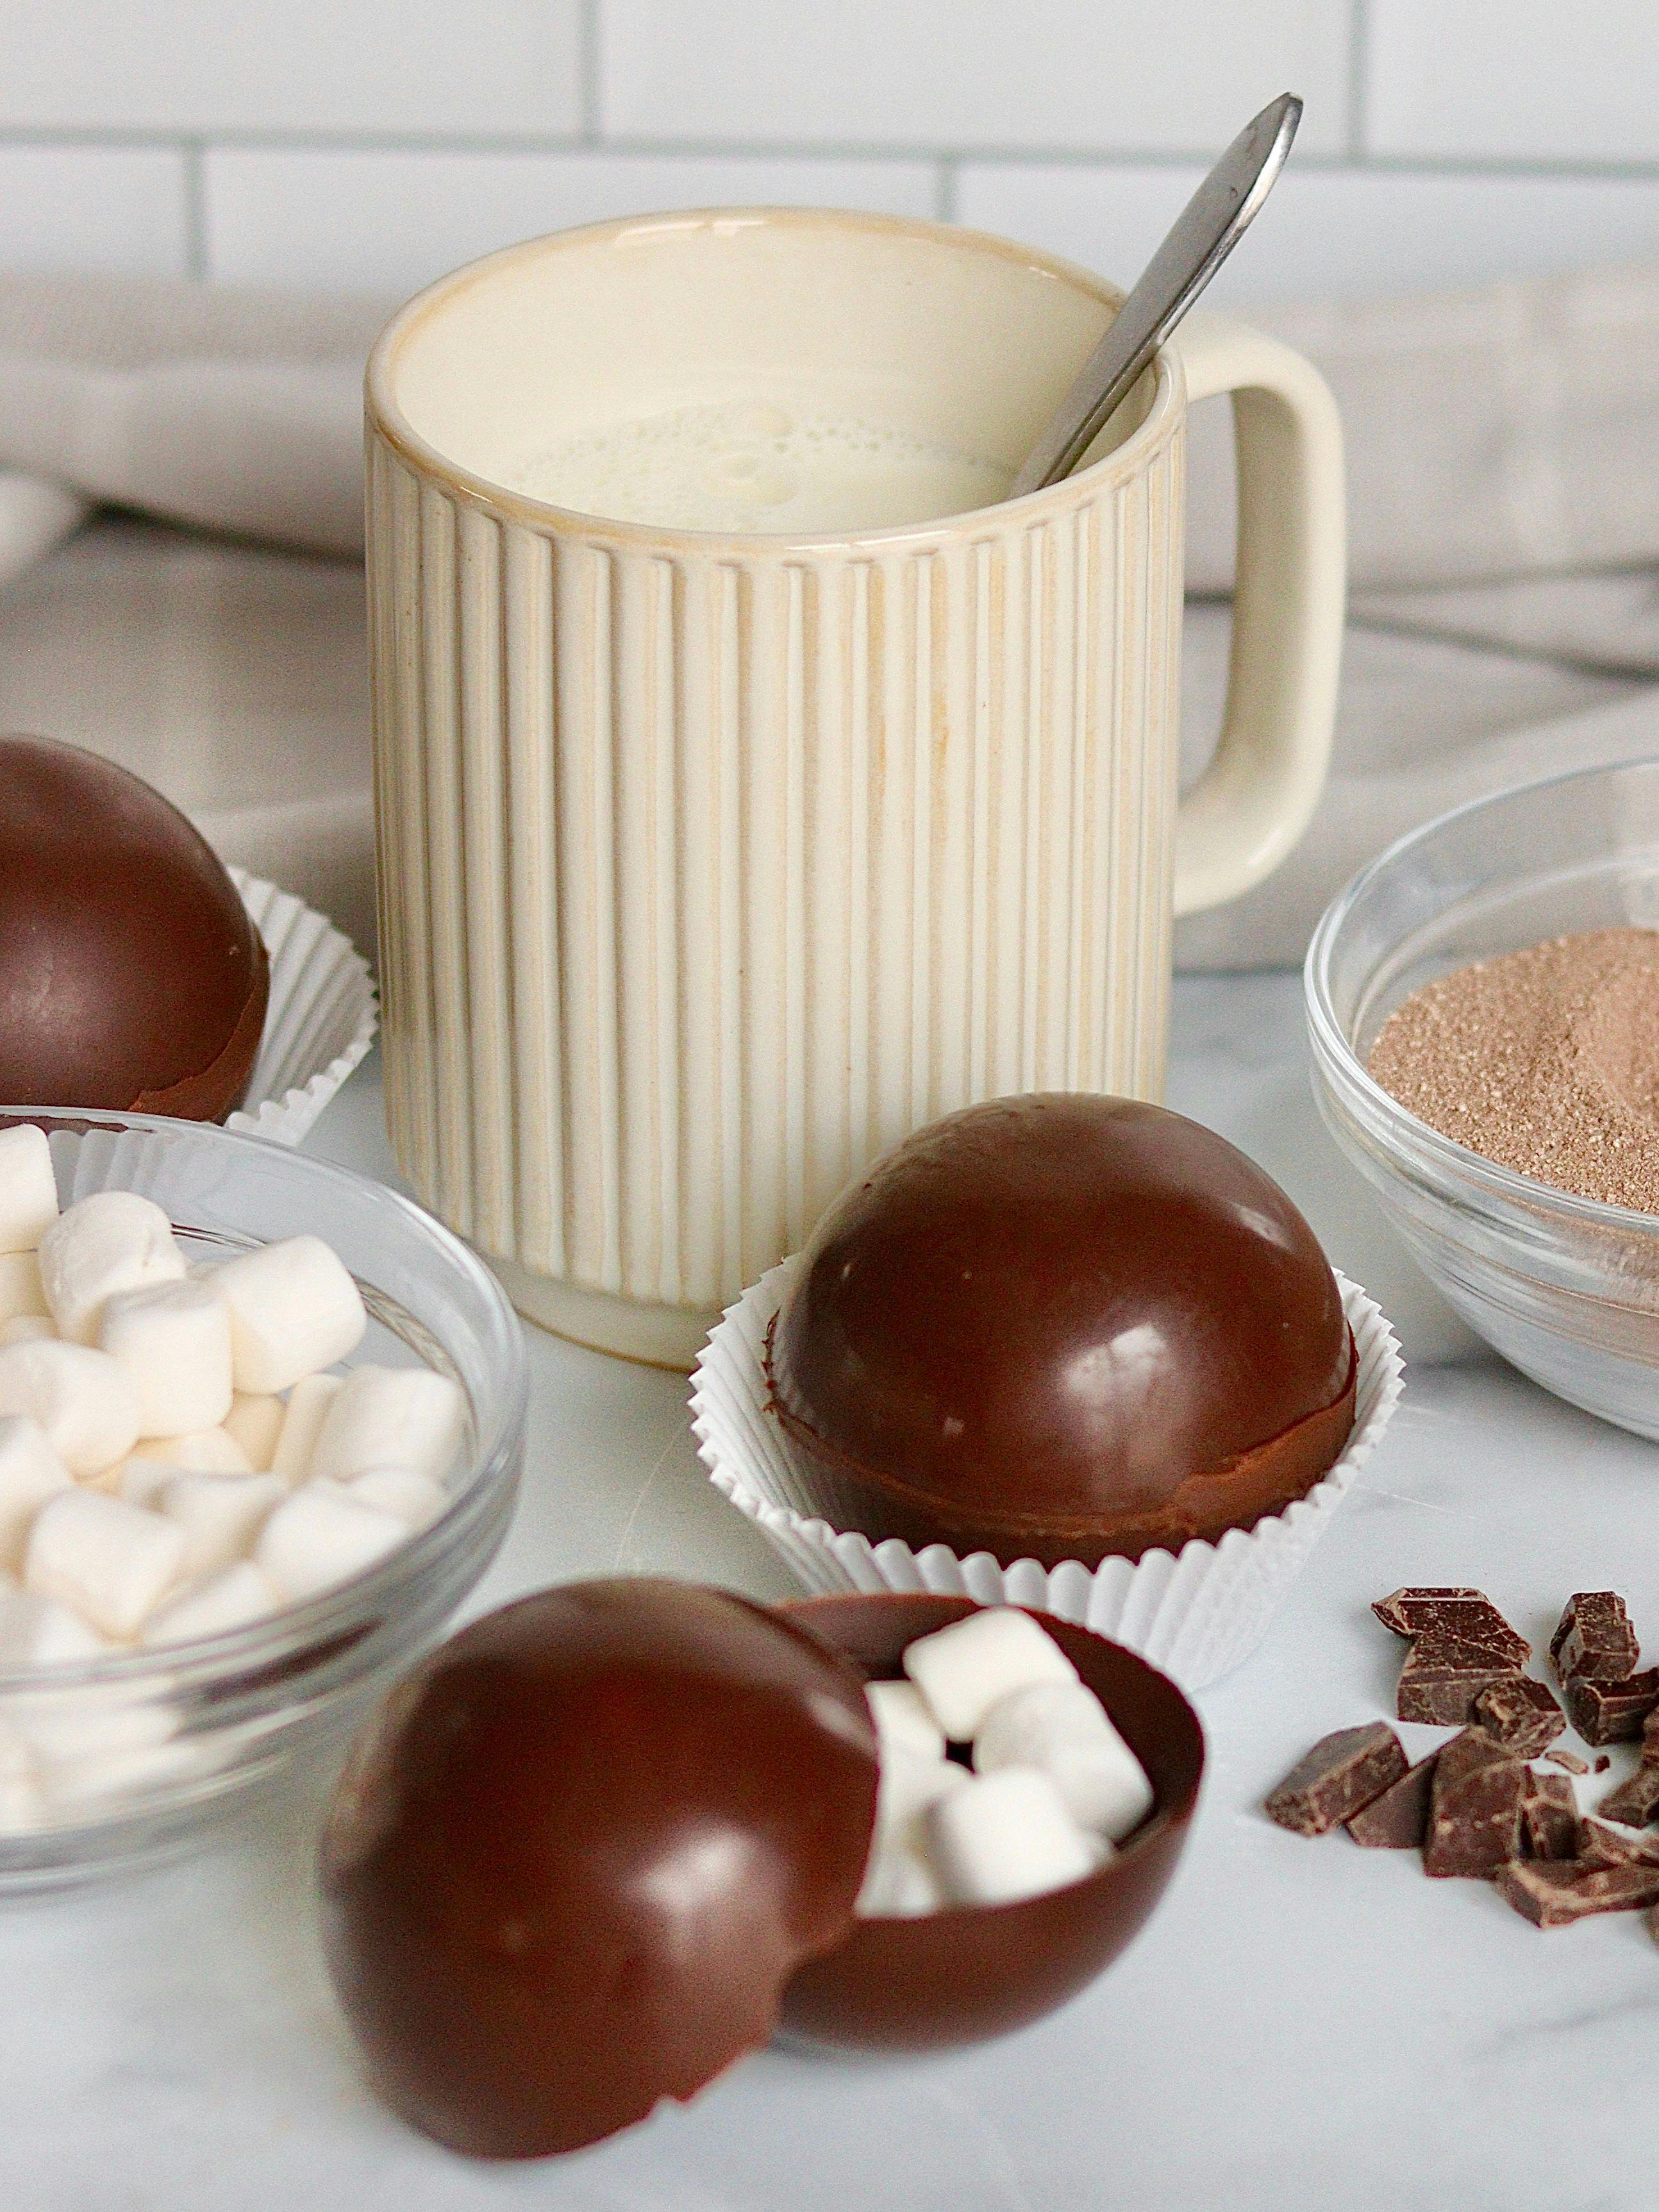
[1306,757,1659,1440]
[0,1107,527,1888]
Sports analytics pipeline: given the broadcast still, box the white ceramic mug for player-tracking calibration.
[366,208,1344,1366]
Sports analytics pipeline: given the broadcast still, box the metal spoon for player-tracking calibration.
[1008,92,1301,499]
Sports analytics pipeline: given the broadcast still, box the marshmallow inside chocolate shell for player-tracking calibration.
[0,735,268,1119]
[767,1094,1355,1567]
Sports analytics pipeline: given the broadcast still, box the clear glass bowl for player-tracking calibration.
[1306,757,1659,1441]
[0,1109,527,1890]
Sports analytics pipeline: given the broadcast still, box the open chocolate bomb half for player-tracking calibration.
[319,1579,880,2161]
[779,1592,1204,2050]
[767,1093,1356,1567]
[0,733,269,1119]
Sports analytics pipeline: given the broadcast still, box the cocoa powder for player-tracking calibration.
[1366,928,1659,1214]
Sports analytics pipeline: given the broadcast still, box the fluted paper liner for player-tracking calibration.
[224,869,378,1147]
[691,1262,1404,1691]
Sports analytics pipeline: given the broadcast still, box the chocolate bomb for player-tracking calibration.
[320,1580,879,2159]
[0,734,268,1118]
[768,1096,1356,1568]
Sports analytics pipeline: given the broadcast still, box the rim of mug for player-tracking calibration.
[365,203,1184,555]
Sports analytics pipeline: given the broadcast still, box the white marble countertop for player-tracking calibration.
[6,971,1658,2212]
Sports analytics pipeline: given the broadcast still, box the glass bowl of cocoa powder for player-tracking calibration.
[1306,756,1659,1440]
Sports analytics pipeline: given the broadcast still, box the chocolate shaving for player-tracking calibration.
[1423,1730,1528,1877]
[1496,1859,1659,1927]
[1373,1588,1529,1662]
[1521,1771,1580,1861]
[1265,1724,1408,1837]
[1471,1676,1564,1757]
[1397,1631,1525,1726]
[1551,1593,1638,1684]
[1347,1754,1437,1848]
[1545,1749,1589,1775]
[1595,1763,1659,1831]
[1564,1671,1659,1746]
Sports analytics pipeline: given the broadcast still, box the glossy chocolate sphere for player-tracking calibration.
[0,735,268,1118]
[767,1094,1355,1566]
[321,1579,879,2160]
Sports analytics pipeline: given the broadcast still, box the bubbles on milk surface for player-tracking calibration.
[510,399,1012,534]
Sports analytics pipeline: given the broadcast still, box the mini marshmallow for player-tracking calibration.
[126,1427,251,1473]
[114,1458,178,1508]
[255,1480,408,1603]
[0,1125,58,1256]
[270,1373,340,1482]
[872,1747,969,1847]
[99,1276,235,1439]
[0,1338,142,1477]
[0,1415,71,1570]
[38,1737,205,1815]
[974,1679,1155,1841]
[867,1679,946,1764]
[0,1315,54,1346]
[24,1489,188,1639]
[856,1838,947,1920]
[0,1250,46,1323]
[221,1393,284,1473]
[9,1683,176,1766]
[37,1191,185,1345]
[344,1468,447,1531]
[308,1364,467,1486]
[158,1470,286,1579]
[903,1607,1079,1743]
[0,1582,110,1667]
[142,1560,280,1646]
[926,1766,1105,1907]
[213,1236,367,1395]
[0,1716,41,1836]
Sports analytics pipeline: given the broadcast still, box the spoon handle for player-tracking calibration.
[1008,92,1301,499]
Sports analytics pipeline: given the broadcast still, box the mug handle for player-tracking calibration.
[1167,308,1346,917]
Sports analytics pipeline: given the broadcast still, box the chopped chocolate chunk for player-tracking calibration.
[1596,1763,1659,1831]
[1373,1588,1529,1662]
[1563,1671,1659,1746]
[1546,1748,1589,1775]
[1595,1754,1612,1772]
[1397,1630,1525,1725]
[1265,1723,1408,1837]
[1347,1754,1438,1848]
[1576,1818,1659,1870]
[1471,1676,1563,1757]
[1645,1706,1659,1757]
[1521,1771,1580,1861]
[1496,1859,1659,1927]
[1550,1593,1639,1684]
[1423,1730,1529,1876]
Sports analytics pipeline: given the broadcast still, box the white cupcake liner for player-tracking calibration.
[223,868,378,1147]
[690,1261,1405,1691]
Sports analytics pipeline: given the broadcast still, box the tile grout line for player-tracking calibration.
[578,0,602,143]
[3,120,1659,183]
[1347,0,1371,163]
[181,137,208,279]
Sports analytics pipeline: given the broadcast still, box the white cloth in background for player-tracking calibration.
[1,264,1658,971]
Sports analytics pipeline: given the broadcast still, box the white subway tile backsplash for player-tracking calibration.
[1364,1,1659,166]
[0,0,581,136]
[600,0,1350,156]
[203,147,939,295]
[956,161,1659,305]
[0,146,189,277]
